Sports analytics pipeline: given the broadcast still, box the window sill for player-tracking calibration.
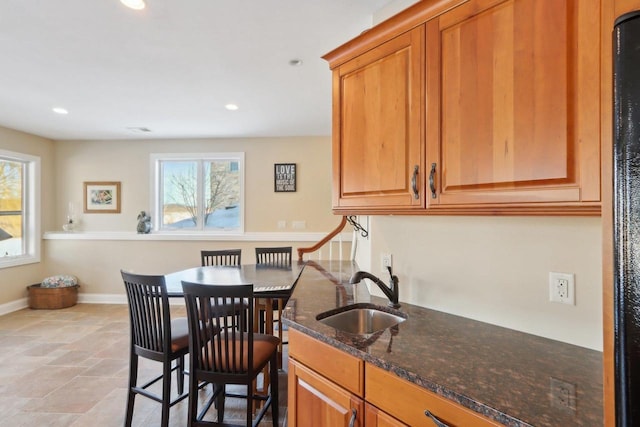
[0,254,41,269]
[42,231,350,242]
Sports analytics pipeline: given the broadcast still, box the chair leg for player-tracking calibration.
[176,355,185,395]
[125,353,138,427]
[276,300,284,368]
[246,383,252,427]
[217,384,226,423]
[161,358,172,427]
[270,353,279,427]
[187,369,199,427]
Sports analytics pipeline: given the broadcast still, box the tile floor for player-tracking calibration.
[0,303,287,426]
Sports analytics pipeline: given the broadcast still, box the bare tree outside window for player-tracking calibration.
[159,157,241,231]
[165,163,198,226]
[204,161,239,228]
[0,159,23,256]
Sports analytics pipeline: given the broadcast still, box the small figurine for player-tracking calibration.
[136,211,151,234]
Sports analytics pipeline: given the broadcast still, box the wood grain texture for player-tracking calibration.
[427,0,599,204]
[365,403,409,427]
[365,363,501,427]
[327,0,602,216]
[288,328,364,396]
[333,26,425,209]
[428,0,601,207]
[288,359,364,427]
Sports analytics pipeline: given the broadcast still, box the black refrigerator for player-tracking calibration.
[614,10,640,427]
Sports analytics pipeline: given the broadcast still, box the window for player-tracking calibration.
[0,149,40,268]
[151,153,244,233]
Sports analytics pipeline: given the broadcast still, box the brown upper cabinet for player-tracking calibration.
[328,26,425,210]
[324,0,601,215]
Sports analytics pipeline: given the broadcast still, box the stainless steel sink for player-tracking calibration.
[316,304,406,335]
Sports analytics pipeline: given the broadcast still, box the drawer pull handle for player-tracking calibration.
[429,163,437,199]
[348,408,357,427]
[425,410,450,427]
[411,165,419,199]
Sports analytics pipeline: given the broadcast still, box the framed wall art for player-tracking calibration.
[274,163,296,192]
[83,181,121,213]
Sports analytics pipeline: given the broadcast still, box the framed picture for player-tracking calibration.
[83,181,121,213]
[274,163,296,192]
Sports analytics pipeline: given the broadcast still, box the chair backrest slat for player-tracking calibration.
[255,246,292,268]
[201,249,242,266]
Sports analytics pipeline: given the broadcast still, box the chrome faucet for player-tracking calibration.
[349,266,400,308]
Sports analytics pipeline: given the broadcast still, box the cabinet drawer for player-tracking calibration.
[366,363,501,427]
[289,329,364,397]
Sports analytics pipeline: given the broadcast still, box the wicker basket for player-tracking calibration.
[27,284,79,309]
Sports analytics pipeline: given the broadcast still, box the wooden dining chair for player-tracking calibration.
[255,246,292,268]
[255,246,293,366]
[201,249,242,267]
[181,281,280,427]
[121,271,190,427]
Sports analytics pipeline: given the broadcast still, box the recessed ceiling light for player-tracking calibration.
[52,107,69,115]
[225,104,239,111]
[289,59,303,67]
[120,0,145,10]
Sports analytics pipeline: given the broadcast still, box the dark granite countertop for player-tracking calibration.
[282,260,603,427]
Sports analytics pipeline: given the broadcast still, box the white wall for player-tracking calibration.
[53,136,336,233]
[356,215,602,350]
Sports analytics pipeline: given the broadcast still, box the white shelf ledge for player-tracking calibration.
[43,231,351,242]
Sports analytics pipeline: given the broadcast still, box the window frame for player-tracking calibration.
[150,152,245,234]
[0,149,41,269]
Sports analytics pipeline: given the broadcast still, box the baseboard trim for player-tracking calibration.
[78,293,184,306]
[0,292,186,316]
[0,298,28,316]
[78,293,127,304]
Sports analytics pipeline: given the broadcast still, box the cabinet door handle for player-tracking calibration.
[425,410,450,427]
[348,408,357,427]
[429,163,437,199]
[411,165,420,199]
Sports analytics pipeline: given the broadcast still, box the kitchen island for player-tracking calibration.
[282,260,602,427]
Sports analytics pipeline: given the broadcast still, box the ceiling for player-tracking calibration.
[0,0,393,141]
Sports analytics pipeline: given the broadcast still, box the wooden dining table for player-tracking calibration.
[164,262,306,407]
[164,262,306,300]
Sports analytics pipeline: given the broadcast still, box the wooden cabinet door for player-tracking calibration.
[288,359,364,427]
[426,0,601,214]
[331,26,425,211]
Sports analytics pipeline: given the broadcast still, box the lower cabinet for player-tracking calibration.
[288,329,503,427]
[288,329,365,427]
[288,360,364,427]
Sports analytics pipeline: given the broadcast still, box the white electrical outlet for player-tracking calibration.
[277,220,286,229]
[381,253,393,270]
[549,272,575,305]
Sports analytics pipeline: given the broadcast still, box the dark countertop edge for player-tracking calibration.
[283,320,531,427]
